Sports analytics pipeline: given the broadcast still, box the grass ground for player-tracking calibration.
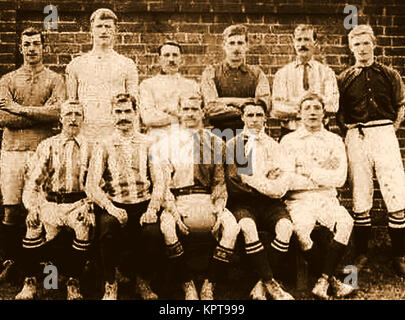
[0,227,404,300]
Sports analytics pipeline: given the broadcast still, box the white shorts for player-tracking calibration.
[24,199,95,250]
[0,150,35,205]
[286,193,353,250]
[345,122,405,213]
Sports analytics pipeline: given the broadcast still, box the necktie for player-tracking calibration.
[303,63,309,91]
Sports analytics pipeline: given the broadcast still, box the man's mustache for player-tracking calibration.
[299,46,309,51]
[117,119,131,125]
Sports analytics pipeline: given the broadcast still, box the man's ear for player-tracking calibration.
[19,44,23,55]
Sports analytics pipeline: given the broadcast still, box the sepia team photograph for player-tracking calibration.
[0,0,404,310]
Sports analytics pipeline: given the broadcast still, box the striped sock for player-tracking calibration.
[22,235,46,249]
[72,238,91,252]
[388,215,405,257]
[166,241,184,259]
[270,238,289,253]
[245,241,265,255]
[353,213,372,255]
[213,244,234,263]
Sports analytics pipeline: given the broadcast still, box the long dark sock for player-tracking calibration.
[322,240,346,277]
[246,241,273,281]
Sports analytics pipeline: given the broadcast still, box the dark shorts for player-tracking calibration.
[228,194,290,233]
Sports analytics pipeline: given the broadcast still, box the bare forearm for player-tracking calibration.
[394,105,405,131]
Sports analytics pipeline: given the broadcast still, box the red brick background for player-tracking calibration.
[0,0,404,223]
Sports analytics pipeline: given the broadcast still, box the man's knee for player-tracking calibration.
[275,218,293,238]
[239,217,259,241]
[98,213,120,241]
[221,209,240,241]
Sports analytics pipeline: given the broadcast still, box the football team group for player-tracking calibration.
[0,8,404,300]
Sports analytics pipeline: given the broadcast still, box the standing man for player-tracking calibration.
[16,100,93,300]
[0,27,65,280]
[66,8,139,144]
[272,24,339,138]
[226,100,294,300]
[157,95,240,300]
[337,25,405,274]
[280,93,355,299]
[86,93,165,300]
[139,40,200,134]
[201,24,270,136]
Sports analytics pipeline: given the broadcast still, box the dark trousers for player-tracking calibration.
[96,201,164,284]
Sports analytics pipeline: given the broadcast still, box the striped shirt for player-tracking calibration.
[86,130,164,210]
[139,73,200,130]
[272,58,339,130]
[0,65,66,151]
[23,133,90,210]
[66,50,139,127]
[280,126,347,201]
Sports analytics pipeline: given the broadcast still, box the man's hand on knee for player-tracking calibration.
[26,209,40,229]
[106,205,128,227]
[140,208,158,226]
[169,207,189,235]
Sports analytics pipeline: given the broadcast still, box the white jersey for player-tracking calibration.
[66,50,139,127]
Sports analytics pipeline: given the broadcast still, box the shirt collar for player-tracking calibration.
[294,57,315,69]
[223,61,249,73]
[354,60,380,72]
[241,128,267,141]
[294,125,327,139]
[112,129,144,145]
[21,63,45,75]
[59,132,83,147]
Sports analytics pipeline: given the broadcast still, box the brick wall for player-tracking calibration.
[1,0,404,223]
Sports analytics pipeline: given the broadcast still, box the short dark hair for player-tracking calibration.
[111,93,137,111]
[241,99,267,114]
[158,40,182,56]
[294,24,317,42]
[223,24,248,43]
[299,93,325,111]
[90,8,118,26]
[21,27,44,45]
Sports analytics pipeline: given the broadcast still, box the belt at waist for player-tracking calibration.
[46,192,87,203]
[348,121,392,136]
[171,186,210,197]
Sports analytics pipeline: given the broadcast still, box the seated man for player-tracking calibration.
[16,100,93,300]
[86,93,165,300]
[155,95,240,300]
[226,100,294,300]
[280,93,355,299]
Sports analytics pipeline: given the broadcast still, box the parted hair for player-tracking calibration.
[111,93,137,111]
[223,24,248,42]
[299,93,325,110]
[348,24,376,46]
[90,8,118,26]
[21,27,44,44]
[294,24,317,41]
